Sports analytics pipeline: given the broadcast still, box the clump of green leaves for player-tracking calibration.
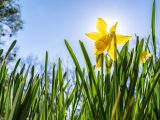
[0,0,159,120]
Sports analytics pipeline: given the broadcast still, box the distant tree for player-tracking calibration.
[0,0,23,36]
[0,0,23,63]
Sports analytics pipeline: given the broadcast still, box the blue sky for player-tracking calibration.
[16,0,160,65]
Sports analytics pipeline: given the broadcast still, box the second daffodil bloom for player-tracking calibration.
[140,50,152,63]
[86,18,132,61]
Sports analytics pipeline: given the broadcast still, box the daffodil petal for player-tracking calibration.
[94,48,101,55]
[141,51,152,57]
[147,52,152,57]
[94,42,105,54]
[96,18,107,34]
[107,39,116,61]
[140,50,152,63]
[141,57,146,63]
[85,32,103,41]
[116,34,132,44]
[110,22,118,33]
[141,50,146,56]
[95,36,110,55]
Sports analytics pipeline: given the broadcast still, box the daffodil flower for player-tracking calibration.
[86,18,132,61]
[140,50,152,63]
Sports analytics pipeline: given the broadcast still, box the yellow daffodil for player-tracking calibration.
[140,50,152,63]
[86,18,132,61]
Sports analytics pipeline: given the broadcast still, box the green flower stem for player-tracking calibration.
[113,33,119,120]
[101,53,104,100]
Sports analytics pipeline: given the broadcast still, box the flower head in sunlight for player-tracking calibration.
[140,50,152,63]
[86,18,132,62]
